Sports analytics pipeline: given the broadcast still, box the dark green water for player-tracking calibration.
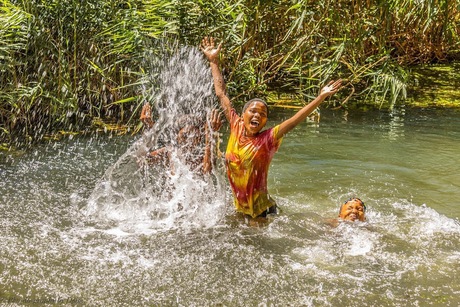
[1,106,459,306]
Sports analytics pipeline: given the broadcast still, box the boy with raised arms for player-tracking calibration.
[201,37,342,218]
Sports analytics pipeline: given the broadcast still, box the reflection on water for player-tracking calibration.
[1,107,460,306]
[388,106,406,140]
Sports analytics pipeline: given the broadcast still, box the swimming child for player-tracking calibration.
[201,37,342,218]
[338,197,366,222]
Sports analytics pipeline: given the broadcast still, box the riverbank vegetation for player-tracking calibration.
[1,0,459,144]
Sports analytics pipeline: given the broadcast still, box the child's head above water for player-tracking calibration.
[241,98,269,137]
[242,98,269,116]
[338,197,366,222]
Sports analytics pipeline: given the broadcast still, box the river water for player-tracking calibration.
[1,105,459,306]
[2,45,460,306]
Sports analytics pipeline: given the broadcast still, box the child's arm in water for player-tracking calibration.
[203,109,223,174]
[201,37,232,123]
[276,80,342,139]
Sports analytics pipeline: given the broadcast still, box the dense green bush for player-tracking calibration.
[0,0,458,144]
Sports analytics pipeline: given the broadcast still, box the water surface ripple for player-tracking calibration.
[1,107,459,306]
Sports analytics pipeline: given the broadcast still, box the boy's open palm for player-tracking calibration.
[201,37,221,62]
[320,79,342,97]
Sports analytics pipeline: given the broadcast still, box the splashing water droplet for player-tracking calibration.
[84,45,227,232]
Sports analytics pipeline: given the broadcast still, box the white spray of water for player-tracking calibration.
[84,46,228,232]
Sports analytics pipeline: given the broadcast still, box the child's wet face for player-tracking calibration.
[177,126,201,147]
[242,101,268,136]
[339,199,366,222]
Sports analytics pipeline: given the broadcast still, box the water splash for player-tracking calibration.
[84,46,228,232]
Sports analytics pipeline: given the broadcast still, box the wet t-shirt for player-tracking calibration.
[225,108,283,217]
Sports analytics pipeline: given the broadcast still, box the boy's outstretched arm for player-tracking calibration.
[276,79,342,139]
[201,37,232,122]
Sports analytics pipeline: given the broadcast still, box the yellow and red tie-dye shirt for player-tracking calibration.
[225,108,283,217]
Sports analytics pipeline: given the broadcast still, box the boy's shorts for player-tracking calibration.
[257,204,277,218]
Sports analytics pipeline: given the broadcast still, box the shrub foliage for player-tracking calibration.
[1,0,458,143]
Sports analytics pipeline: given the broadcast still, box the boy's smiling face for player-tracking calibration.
[339,199,366,222]
[242,101,268,136]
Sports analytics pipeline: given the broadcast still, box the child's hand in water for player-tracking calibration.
[140,103,154,129]
[320,79,342,97]
[201,37,222,62]
[209,109,223,132]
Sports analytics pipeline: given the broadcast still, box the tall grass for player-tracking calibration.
[192,0,458,105]
[1,0,176,143]
[0,0,458,144]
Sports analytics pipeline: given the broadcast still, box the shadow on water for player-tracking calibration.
[1,48,460,305]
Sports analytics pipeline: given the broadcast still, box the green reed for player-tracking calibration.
[0,0,458,144]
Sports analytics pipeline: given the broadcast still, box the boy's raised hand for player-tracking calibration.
[320,79,342,97]
[201,37,222,62]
